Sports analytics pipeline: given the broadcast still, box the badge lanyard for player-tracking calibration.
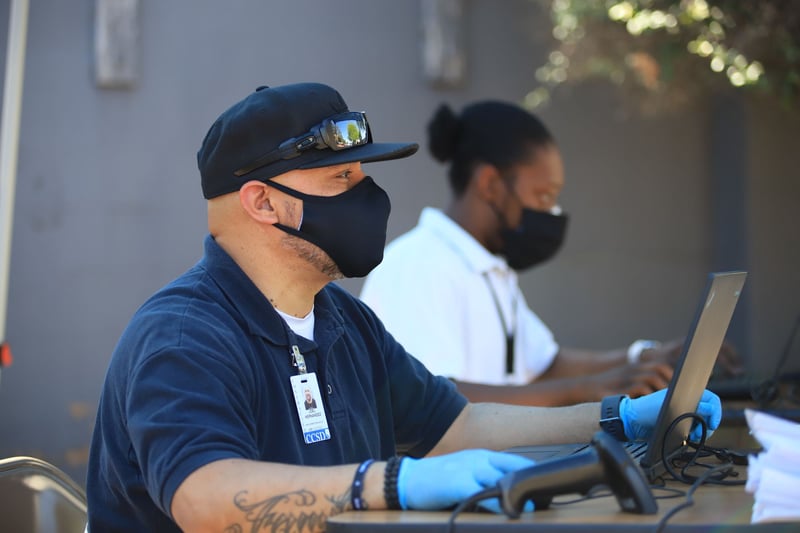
[285,327,332,444]
[482,272,518,375]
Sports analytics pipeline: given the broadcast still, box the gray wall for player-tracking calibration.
[744,98,800,379]
[0,0,797,486]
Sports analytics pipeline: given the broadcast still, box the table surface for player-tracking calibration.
[329,419,800,533]
[328,477,800,531]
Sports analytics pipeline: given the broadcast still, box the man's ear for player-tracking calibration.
[473,163,506,204]
[239,180,279,224]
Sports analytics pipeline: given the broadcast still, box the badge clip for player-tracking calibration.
[291,345,307,374]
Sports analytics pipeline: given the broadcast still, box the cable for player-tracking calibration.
[650,411,748,532]
[660,412,707,484]
[649,485,687,500]
[445,487,500,533]
[652,463,734,533]
[752,311,800,407]
[659,413,744,486]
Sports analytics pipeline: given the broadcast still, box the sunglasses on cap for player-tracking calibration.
[234,111,371,177]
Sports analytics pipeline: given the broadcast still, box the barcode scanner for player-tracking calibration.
[496,431,658,518]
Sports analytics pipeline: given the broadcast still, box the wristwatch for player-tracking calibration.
[599,394,628,442]
[627,339,661,364]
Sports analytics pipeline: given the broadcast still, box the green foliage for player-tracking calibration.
[527,0,800,113]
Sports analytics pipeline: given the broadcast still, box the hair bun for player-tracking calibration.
[426,103,460,163]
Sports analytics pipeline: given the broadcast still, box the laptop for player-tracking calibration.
[508,271,747,482]
[709,310,800,402]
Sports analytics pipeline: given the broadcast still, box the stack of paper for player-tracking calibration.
[745,409,800,523]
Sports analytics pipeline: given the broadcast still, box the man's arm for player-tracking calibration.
[171,458,387,533]
[428,401,599,456]
[430,387,722,457]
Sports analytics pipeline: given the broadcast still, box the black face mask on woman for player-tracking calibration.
[500,207,569,271]
[267,176,391,278]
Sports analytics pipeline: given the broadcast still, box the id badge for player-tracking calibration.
[290,372,331,444]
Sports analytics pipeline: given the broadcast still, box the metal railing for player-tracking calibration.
[0,456,87,533]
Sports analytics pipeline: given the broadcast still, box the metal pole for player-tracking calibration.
[0,0,31,371]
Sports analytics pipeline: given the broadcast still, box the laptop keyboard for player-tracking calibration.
[624,441,648,459]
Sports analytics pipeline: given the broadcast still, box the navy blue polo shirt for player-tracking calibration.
[86,235,467,532]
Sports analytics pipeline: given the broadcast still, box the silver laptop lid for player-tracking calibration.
[640,271,747,470]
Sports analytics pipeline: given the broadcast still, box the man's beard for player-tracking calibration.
[281,233,343,280]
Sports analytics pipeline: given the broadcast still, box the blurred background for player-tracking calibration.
[0,0,797,486]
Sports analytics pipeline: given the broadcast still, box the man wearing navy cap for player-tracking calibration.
[86,82,722,532]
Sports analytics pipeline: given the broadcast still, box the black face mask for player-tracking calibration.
[500,208,569,270]
[267,176,391,278]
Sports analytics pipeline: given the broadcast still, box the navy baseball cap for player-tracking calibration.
[198,83,419,199]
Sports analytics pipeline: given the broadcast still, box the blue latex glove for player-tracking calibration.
[619,388,722,442]
[397,449,536,512]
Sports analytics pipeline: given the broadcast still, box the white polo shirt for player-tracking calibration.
[360,207,558,385]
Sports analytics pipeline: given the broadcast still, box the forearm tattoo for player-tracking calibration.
[223,487,351,533]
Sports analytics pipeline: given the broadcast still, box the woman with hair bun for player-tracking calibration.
[361,100,732,406]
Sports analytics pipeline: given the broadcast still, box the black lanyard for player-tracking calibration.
[482,272,518,375]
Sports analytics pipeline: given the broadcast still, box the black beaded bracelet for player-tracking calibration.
[350,459,375,511]
[383,456,404,510]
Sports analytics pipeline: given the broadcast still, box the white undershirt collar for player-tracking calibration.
[275,306,316,341]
